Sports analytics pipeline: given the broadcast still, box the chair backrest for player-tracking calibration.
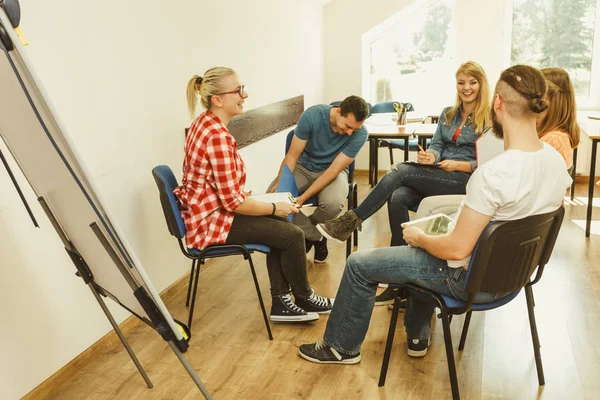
[285,129,355,177]
[465,206,565,294]
[152,165,186,239]
[371,101,415,113]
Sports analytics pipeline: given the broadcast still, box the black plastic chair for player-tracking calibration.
[378,206,565,400]
[152,165,273,340]
[285,130,358,258]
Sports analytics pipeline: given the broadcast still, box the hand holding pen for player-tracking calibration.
[416,143,435,164]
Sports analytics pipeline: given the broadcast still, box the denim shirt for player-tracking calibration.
[428,106,479,172]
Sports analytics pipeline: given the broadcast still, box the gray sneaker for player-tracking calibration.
[316,210,363,244]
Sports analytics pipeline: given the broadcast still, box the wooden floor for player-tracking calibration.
[24,176,600,400]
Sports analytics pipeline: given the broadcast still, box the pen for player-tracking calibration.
[417,143,426,153]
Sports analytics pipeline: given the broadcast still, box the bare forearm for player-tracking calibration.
[417,233,464,261]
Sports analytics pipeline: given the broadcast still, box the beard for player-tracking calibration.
[491,107,504,139]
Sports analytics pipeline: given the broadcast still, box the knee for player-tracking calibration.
[389,187,411,209]
[317,198,344,219]
[288,223,305,242]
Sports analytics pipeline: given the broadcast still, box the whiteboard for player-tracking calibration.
[0,10,183,341]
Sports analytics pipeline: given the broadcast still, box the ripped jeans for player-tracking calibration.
[323,246,501,355]
[354,163,470,246]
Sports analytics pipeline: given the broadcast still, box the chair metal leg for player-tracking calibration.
[440,307,460,400]
[187,258,203,329]
[389,145,394,165]
[378,296,402,387]
[185,259,197,307]
[458,311,472,351]
[346,237,352,259]
[525,285,545,386]
[247,256,273,340]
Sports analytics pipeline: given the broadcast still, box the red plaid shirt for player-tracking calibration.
[173,111,247,249]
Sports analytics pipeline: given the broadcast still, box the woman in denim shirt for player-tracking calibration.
[316,61,490,248]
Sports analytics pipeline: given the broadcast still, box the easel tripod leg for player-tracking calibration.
[89,283,153,389]
[168,341,214,400]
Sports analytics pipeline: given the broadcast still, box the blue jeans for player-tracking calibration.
[322,246,501,355]
[354,163,470,246]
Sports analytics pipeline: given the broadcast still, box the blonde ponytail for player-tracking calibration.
[185,67,236,119]
[186,75,201,119]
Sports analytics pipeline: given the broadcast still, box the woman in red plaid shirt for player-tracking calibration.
[174,67,333,322]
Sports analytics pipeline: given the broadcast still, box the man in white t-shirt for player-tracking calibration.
[298,65,572,365]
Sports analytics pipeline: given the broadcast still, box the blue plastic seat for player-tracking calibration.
[152,165,273,339]
[379,206,566,400]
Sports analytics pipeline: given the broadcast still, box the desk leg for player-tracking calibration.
[571,147,578,201]
[586,140,598,237]
[373,139,379,186]
[368,138,373,187]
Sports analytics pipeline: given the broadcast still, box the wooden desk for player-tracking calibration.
[578,123,600,236]
[364,121,415,186]
[412,123,437,149]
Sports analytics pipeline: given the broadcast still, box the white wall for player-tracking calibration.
[0,1,324,399]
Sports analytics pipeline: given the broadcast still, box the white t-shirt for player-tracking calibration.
[447,142,572,268]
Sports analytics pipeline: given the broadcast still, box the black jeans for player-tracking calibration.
[225,214,312,298]
[353,163,470,246]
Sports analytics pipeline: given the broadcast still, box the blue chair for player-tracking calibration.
[378,206,565,399]
[285,129,358,258]
[152,165,273,340]
[371,101,429,165]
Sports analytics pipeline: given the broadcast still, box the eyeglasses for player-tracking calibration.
[217,85,245,97]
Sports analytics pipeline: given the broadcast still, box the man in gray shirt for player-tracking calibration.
[270,96,369,262]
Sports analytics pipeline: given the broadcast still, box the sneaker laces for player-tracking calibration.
[281,294,306,314]
[307,290,331,308]
[314,340,327,350]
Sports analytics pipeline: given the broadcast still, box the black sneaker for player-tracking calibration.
[295,289,334,314]
[299,340,361,364]
[375,286,404,307]
[313,237,328,263]
[305,238,313,253]
[407,336,431,358]
[270,294,319,322]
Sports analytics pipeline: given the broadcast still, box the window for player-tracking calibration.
[508,0,600,108]
[362,0,457,113]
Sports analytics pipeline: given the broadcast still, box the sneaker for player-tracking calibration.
[295,289,334,314]
[378,283,389,288]
[270,294,319,322]
[313,237,328,263]
[407,336,431,358]
[375,286,401,306]
[305,238,313,253]
[317,210,363,244]
[299,340,361,364]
